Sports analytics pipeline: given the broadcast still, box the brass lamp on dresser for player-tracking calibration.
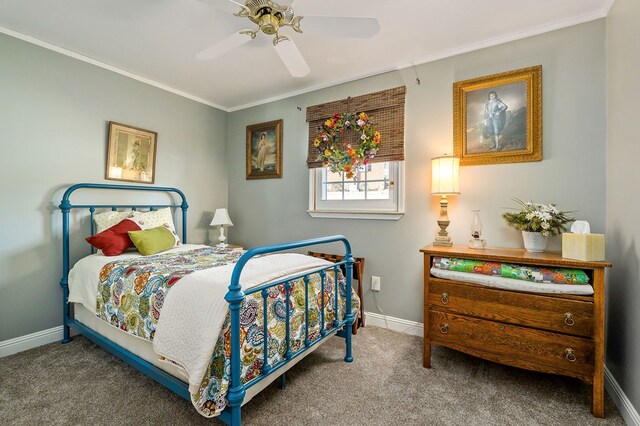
[420,245,611,418]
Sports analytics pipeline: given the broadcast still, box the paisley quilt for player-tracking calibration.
[96,246,244,340]
[96,247,358,417]
[432,257,589,285]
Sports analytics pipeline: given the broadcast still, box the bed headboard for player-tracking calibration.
[58,183,188,293]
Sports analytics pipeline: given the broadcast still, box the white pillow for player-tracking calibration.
[134,208,176,231]
[93,208,181,248]
[94,211,131,234]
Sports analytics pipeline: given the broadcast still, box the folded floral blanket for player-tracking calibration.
[432,257,589,285]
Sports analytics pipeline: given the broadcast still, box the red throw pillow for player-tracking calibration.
[86,218,142,256]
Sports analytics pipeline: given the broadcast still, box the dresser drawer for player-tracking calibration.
[429,311,595,380]
[428,278,593,337]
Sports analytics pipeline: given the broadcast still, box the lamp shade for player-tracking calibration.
[431,155,460,195]
[210,208,234,227]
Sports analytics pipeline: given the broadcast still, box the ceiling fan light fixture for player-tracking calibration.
[197,0,380,78]
[258,11,279,35]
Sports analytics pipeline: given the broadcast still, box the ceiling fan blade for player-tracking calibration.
[274,39,310,78]
[196,31,252,60]
[300,16,380,38]
[197,0,249,15]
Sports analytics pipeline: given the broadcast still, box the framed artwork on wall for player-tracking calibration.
[106,121,157,184]
[453,65,542,166]
[246,119,283,179]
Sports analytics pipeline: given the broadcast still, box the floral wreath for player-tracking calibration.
[313,112,381,179]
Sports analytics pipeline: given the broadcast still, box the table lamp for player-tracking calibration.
[431,155,460,247]
[210,208,234,248]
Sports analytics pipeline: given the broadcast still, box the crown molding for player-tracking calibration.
[228,9,607,112]
[601,0,617,16]
[0,25,229,112]
[1,5,608,113]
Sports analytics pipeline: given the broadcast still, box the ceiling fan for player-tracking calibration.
[196,0,380,77]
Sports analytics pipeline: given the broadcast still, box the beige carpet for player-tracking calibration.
[0,326,623,425]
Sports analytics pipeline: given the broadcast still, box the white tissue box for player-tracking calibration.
[562,233,605,261]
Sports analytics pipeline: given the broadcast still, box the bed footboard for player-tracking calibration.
[225,235,355,426]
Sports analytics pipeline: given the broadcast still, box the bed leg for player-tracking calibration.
[229,405,241,426]
[279,373,286,390]
[344,325,353,363]
[344,255,354,363]
[61,282,72,343]
[62,324,72,344]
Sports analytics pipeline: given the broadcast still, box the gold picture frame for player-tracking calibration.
[246,119,283,180]
[453,65,542,166]
[106,121,157,184]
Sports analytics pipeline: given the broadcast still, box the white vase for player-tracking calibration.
[522,231,548,253]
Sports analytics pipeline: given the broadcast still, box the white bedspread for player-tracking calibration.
[68,245,333,395]
[430,267,594,295]
[155,252,332,394]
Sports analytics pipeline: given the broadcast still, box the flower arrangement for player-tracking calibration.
[502,199,574,237]
[313,112,381,179]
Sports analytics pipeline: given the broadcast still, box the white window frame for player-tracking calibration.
[307,161,405,220]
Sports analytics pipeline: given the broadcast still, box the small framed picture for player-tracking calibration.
[453,65,542,166]
[246,119,283,180]
[106,121,157,184]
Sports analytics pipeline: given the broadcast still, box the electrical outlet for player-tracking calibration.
[371,276,381,292]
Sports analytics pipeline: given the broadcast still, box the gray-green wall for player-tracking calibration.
[0,33,228,341]
[606,0,640,416]
[4,14,635,419]
[228,20,606,326]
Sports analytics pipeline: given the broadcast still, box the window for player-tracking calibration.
[308,161,404,220]
[305,86,406,220]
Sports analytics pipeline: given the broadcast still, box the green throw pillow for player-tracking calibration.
[128,226,176,256]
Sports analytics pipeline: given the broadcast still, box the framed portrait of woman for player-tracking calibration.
[105,121,157,183]
[246,119,283,179]
[453,66,542,166]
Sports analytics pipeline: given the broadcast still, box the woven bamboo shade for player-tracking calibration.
[306,86,406,168]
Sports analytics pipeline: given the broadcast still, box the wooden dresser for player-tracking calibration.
[420,245,611,417]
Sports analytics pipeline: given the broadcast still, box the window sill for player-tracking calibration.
[307,210,405,220]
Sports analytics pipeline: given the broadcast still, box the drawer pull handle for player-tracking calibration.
[441,292,449,304]
[439,323,449,334]
[564,312,575,326]
[565,348,576,362]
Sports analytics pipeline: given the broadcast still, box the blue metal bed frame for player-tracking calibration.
[58,183,354,425]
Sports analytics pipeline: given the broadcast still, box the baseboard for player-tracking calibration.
[0,326,63,358]
[605,366,640,426]
[364,311,423,337]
